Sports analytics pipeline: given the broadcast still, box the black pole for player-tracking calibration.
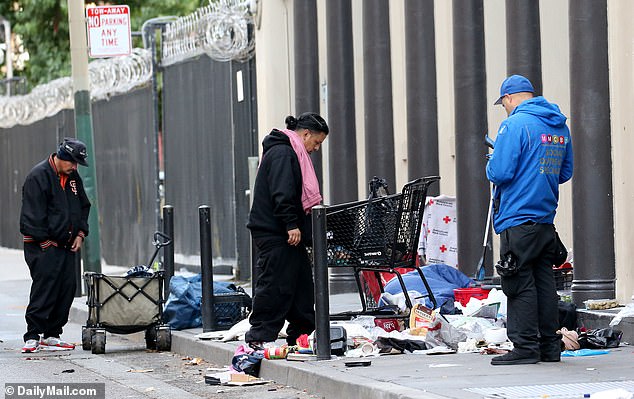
[505,0,542,95]
[199,205,216,332]
[452,0,490,278]
[363,0,396,190]
[144,23,163,234]
[74,251,82,297]
[293,0,322,184]
[312,206,331,360]
[569,0,615,306]
[162,205,175,301]
[404,0,439,193]
[325,0,358,294]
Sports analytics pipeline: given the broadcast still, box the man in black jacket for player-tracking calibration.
[19,138,91,353]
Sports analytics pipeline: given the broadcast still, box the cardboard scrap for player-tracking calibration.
[224,373,270,386]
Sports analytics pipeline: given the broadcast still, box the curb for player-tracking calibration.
[69,299,447,399]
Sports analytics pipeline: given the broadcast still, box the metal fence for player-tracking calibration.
[162,56,257,278]
[0,85,156,268]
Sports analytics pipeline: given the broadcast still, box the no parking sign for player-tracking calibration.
[86,5,131,58]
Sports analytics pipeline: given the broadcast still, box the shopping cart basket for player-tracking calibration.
[82,232,172,354]
[326,176,440,320]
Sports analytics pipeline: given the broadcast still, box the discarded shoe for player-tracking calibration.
[491,350,539,365]
[21,339,40,353]
[40,337,75,351]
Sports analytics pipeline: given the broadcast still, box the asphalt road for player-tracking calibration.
[0,277,319,399]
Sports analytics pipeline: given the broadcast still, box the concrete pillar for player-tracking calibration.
[569,0,615,305]
[452,0,490,278]
[294,0,323,182]
[404,0,439,194]
[363,0,396,192]
[505,0,542,95]
[325,0,358,294]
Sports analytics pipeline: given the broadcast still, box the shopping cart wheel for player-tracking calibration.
[145,326,157,350]
[91,329,106,354]
[81,326,94,351]
[156,325,171,351]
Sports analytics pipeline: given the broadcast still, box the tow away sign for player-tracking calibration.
[86,5,131,58]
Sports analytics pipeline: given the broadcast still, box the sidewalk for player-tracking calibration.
[3,247,633,399]
[69,286,634,399]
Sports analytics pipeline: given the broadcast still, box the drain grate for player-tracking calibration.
[465,380,634,398]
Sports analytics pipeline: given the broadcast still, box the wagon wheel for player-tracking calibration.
[91,329,106,354]
[145,326,157,350]
[81,326,94,351]
[156,325,172,352]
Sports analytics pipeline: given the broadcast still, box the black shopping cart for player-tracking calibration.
[82,232,172,354]
[326,176,440,321]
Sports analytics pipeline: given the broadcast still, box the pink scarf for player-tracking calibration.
[282,129,322,214]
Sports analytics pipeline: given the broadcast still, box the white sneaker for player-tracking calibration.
[40,337,75,351]
[21,339,40,353]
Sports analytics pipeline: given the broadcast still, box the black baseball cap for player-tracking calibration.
[57,138,88,166]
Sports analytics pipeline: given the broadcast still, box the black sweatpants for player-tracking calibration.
[23,243,77,342]
[499,223,560,358]
[245,238,315,345]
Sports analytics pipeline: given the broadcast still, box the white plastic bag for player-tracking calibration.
[609,302,634,327]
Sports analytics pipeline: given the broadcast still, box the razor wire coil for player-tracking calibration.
[161,0,255,66]
[0,48,152,129]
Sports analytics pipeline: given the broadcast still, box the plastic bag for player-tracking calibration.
[163,274,250,330]
[609,302,634,326]
[577,327,623,349]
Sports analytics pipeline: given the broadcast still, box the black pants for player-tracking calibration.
[245,238,315,345]
[23,243,77,342]
[499,223,560,358]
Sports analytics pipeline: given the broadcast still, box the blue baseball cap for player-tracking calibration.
[494,75,535,105]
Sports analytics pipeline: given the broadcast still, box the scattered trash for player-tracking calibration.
[231,344,263,376]
[578,328,623,349]
[127,369,154,373]
[610,302,634,327]
[187,358,204,366]
[61,369,75,373]
[428,363,461,368]
[263,346,289,360]
[585,299,620,310]
[344,360,371,367]
[286,353,317,362]
[561,349,610,357]
[143,387,155,392]
[225,373,270,386]
[557,327,580,350]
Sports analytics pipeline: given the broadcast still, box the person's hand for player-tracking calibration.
[287,228,301,246]
[71,235,84,252]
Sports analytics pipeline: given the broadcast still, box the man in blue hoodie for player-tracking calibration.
[486,75,573,365]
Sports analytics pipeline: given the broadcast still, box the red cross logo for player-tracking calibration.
[443,216,451,224]
[439,244,447,253]
[429,199,434,205]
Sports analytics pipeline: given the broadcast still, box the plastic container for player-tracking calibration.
[453,287,491,306]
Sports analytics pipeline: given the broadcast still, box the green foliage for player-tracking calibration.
[2,0,202,89]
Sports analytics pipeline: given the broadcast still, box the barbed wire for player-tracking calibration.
[0,48,152,129]
[162,0,255,66]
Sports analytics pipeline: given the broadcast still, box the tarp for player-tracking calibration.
[383,263,473,313]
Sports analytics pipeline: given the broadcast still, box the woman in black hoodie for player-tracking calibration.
[246,112,329,349]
